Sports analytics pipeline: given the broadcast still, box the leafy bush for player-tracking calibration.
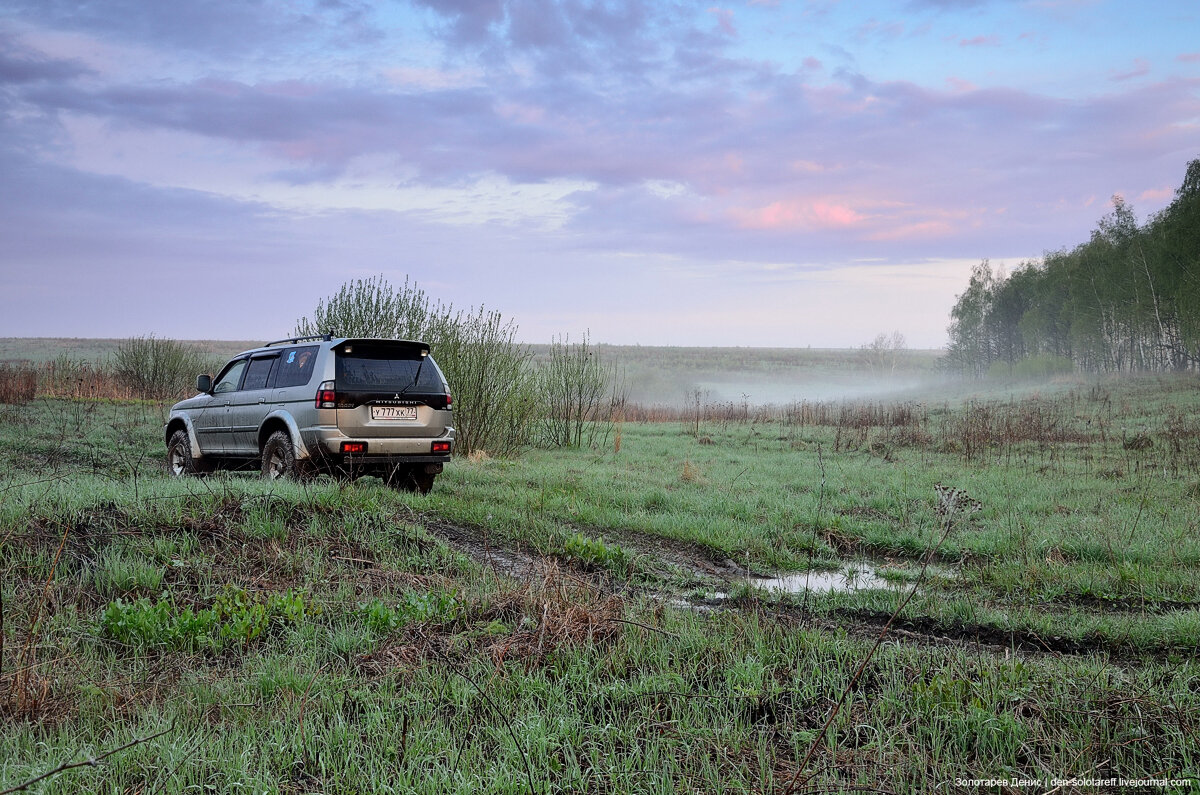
[294,275,538,456]
[987,354,1075,381]
[1012,354,1075,379]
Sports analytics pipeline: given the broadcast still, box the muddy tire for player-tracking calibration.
[261,430,307,481]
[387,466,436,495]
[166,429,202,477]
[412,471,436,495]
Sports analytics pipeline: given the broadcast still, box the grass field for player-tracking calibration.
[1,370,1198,792]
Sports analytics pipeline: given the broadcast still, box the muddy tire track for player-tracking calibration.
[415,514,1196,661]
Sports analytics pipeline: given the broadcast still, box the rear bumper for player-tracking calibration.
[304,425,454,459]
[335,454,450,465]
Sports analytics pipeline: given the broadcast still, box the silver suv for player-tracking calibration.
[164,335,454,493]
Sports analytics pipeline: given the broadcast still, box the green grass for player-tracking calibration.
[2,375,1200,792]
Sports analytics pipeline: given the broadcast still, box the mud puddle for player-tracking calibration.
[675,561,959,608]
[747,563,894,594]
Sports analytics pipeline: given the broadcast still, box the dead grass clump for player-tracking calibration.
[1123,434,1154,451]
[486,566,623,666]
[2,669,77,726]
[680,460,703,483]
[361,563,625,676]
[38,359,136,400]
[179,496,245,539]
[467,449,491,463]
[0,364,38,404]
[891,425,933,448]
[822,527,859,554]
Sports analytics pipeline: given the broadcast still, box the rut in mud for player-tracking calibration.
[418,514,1200,661]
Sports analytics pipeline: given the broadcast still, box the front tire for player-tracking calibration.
[261,431,306,481]
[166,430,200,477]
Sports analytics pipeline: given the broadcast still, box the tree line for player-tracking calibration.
[945,158,1200,377]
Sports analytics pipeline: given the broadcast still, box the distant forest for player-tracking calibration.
[945,158,1200,376]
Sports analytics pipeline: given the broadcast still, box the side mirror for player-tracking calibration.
[196,374,213,393]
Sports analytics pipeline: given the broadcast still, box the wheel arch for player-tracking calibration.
[257,411,311,459]
[165,415,202,459]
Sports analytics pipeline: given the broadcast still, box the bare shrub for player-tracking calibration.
[113,336,219,400]
[538,332,614,448]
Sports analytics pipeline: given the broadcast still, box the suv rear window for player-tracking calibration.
[336,346,443,392]
[276,346,319,388]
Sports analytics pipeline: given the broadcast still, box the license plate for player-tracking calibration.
[370,406,418,420]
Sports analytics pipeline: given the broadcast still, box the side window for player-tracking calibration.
[242,355,278,391]
[213,360,247,394]
[275,345,319,388]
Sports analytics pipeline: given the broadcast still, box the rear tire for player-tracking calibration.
[386,466,436,495]
[412,471,436,495]
[261,431,307,481]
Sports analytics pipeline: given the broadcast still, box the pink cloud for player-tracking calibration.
[790,160,826,173]
[732,198,864,230]
[1139,186,1173,202]
[1178,52,1200,63]
[803,56,823,70]
[812,201,863,227]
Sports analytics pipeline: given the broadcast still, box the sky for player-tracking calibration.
[0,0,1197,349]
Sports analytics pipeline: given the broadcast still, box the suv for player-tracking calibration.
[164,334,454,493]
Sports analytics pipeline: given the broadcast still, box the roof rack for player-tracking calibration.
[264,331,335,348]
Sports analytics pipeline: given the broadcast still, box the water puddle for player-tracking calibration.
[678,561,958,606]
[751,563,895,594]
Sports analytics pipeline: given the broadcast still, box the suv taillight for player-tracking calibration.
[316,380,337,409]
[446,391,452,408]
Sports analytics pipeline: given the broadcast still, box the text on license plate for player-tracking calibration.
[371,406,418,420]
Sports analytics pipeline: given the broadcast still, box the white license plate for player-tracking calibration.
[370,406,418,420]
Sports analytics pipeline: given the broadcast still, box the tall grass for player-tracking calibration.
[1,341,219,404]
[0,364,36,404]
